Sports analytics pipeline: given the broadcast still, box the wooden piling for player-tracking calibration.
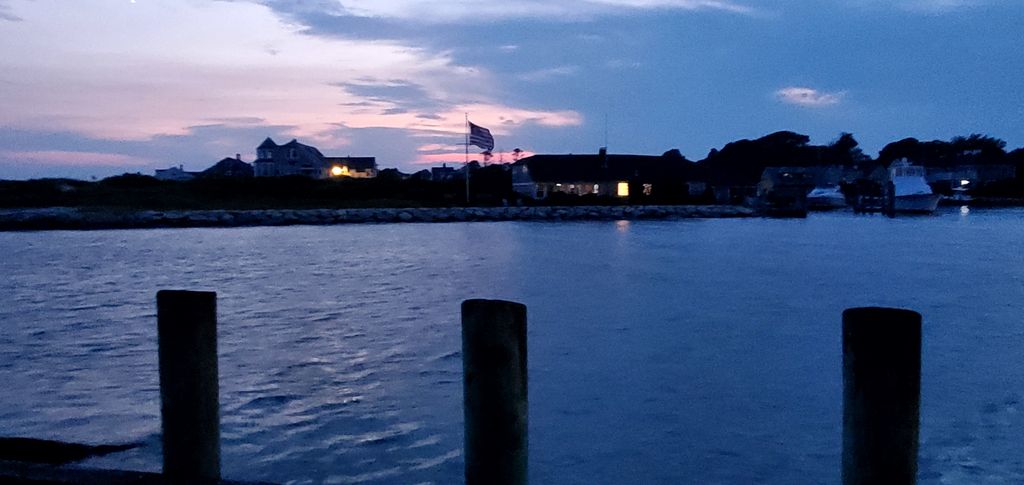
[842,307,921,485]
[157,290,221,481]
[885,181,897,218]
[461,299,528,485]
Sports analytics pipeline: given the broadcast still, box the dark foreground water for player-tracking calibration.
[1,208,1023,484]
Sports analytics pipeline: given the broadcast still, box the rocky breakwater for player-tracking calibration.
[0,205,754,231]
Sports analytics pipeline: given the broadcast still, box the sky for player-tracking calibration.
[0,0,1022,179]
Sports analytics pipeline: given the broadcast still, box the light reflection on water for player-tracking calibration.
[1,208,1023,484]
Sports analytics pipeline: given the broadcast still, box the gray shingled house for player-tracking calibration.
[253,138,328,178]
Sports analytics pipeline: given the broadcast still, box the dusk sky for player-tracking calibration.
[0,0,1021,179]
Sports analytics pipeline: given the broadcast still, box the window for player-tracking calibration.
[288,148,297,159]
[643,184,653,196]
[617,182,629,197]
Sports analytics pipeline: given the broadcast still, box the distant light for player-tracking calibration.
[960,179,970,186]
[331,165,348,177]
[617,182,629,197]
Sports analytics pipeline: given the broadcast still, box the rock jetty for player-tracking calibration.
[0,205,754,231]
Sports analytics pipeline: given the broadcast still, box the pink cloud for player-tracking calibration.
[412,150,536,166]
[335,104,582,135]
[0,150,152,167]
[417,143,462,152]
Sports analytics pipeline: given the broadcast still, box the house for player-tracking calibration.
[323,156,377,178]
[253,138,328,178]
[201,154,253,178]
[756,167,818,215]
[154,165,198,181]
[512,148,692,200]
[431,164,457,181]
[252,138,379,179]
[757,167,818,197]
[925,164,1016,191]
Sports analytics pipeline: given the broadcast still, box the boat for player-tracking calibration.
[889,160,940,213]
[806,185,847,210]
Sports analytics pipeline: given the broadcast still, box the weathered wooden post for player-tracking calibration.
[157,290,221,481]
[885,181,897,218]
[842,307,921,485]
[461,299,528,485]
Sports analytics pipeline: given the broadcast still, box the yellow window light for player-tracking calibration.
[617,182,629,197]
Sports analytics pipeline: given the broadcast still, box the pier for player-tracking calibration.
[2,292,924,484]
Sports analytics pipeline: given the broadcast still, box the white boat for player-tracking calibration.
[806,185,846,210]
[889,160,940,213]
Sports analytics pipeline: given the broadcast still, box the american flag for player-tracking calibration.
[468,122,494,151]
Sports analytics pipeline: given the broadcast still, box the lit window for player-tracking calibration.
[617,182,629,197]
[960,179,970,186]
[594,184,600,193]
[643,184,653,196]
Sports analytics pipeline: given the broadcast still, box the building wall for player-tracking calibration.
[154,166,196,181]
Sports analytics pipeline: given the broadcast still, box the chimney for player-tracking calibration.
[599,147,607,157]
[236,153,241,161]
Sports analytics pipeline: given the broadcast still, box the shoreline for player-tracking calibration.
[0,205,755,231]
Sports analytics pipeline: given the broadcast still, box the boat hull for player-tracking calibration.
[807,195,847,210]
[894,193,940,213]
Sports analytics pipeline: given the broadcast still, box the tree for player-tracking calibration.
[877,137,922,165]
[949,134,1006,164]
[827,132,869,166]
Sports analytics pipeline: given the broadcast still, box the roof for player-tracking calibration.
[282,139,325,158]
[517,152,692,183]
[202,158,253,177]
[253,138,325,164]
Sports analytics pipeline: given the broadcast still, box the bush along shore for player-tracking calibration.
[0,205,753,231]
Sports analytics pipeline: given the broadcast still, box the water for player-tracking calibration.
[1,208,1023,484]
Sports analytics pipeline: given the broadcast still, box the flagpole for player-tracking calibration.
[465,113,470,205]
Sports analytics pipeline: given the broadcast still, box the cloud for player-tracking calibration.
[517,66,580,83]
[0,1,578,155]
[0,150,152,167]
[413,149,536,166]
[331,79,438,112]
[0,1,20,22]
[775,87,846,107]
[417,143,462,152]
[249,0,755,23]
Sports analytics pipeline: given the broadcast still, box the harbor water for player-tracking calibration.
[1,208,1023,484]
